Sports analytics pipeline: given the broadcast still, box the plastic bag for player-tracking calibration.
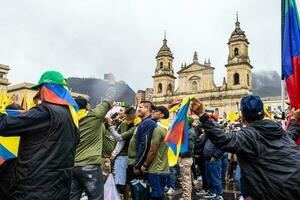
[104,173,121,200]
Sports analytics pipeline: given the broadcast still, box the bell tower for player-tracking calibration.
[226,13,252,90]
[0,64,10,91]
[152,33,176,97]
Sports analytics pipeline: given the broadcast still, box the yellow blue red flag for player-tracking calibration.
[0,109,26,165]
[41,83,79,127]
[164,97,191,166]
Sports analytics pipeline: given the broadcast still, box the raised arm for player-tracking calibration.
[287,119,299,141]
[199,114,255,154]
[191,98,255,154]
[92,102,111,120]
[108,125,123,141]
[286,109,300,141]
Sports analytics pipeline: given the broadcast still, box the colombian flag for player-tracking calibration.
[0,109,26,166]
[168,99,181,113]
[41,83,79,127]
[282,0,300,145]
[205,107,215,115]
[164,97,191,166]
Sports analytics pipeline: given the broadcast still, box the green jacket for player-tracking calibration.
[117,121,137,156]
[74,102,110,166]
[102,129,117,158]
[127,128,138,166]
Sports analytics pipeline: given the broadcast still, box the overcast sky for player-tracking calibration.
[0,0,293,91]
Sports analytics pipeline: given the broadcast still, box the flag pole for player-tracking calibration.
[281,0,286,125]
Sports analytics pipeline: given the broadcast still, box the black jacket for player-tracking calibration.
[203,138,223,159]
[200,114,300,200]
[194,126,207,157]
[0,103,79,200]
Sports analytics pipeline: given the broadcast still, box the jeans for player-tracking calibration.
[235,164,241,187]
[235,164,249,198]
[114,156,128,185]
[148,173,168,199]
[166,167,176,189]
[221,154,228,182]
[196,157,208,191]
[70,165,104,200]
[205,159,223,196]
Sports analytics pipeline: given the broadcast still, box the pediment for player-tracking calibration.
[189,75,201,80]
[178,62,212,74]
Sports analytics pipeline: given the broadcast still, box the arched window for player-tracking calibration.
[233,73,240,85]
[158,83,162,93]
[247,74,250,86]
[167,84,172,93]
[168,62,171,69]
[192,81,197,93]
[234,48,239,56]
[160,62,163,69]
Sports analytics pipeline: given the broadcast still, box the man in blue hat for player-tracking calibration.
[191,95,300,200]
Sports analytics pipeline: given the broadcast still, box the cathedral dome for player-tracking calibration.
[156,34,174,59]
[228,13,249,44]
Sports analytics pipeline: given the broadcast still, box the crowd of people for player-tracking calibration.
[0,71,300,200]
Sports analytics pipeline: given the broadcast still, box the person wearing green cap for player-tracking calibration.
[31,70,68,89]
[0,71,79,200]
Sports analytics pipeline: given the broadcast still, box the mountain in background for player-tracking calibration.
[67,77,136,107]
[66,70,281,107]
[252,70,281,97]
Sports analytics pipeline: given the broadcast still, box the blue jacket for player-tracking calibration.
[134,116,157,168]
[203,138,223,159]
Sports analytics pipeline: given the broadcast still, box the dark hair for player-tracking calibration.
[75,96,88,109]
[125,107,136,115]
[154,106,169,119]
[140,101,154,112]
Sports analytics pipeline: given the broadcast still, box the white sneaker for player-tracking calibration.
[166,188,176,196]
[214,195,224,200]
[164,186,169,192]
[193,179,199,186]
[203,192,216,199]
[196,190,207,196]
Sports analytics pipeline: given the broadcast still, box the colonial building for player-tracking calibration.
[0,64,10,91]
[146,16,254,114]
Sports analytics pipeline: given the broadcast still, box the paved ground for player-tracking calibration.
[81,182,241,200]
[164,182,241,200]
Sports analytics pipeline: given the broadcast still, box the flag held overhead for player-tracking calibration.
[282,0,300,145]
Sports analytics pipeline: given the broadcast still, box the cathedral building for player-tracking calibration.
[148,16,253,114]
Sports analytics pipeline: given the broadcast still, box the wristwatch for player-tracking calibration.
[142,163,148,169]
